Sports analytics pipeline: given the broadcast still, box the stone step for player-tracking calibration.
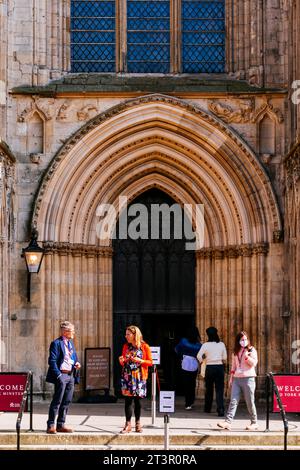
[0,432,298,447]
[0,444,297,451]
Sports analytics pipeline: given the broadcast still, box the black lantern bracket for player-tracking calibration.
[21,229,45,302]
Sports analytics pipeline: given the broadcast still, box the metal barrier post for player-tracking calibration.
[164,414,169,450]
[29,371,33,431]
[265,373,270,432]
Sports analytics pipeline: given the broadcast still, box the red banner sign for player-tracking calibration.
[0,374,28,412]
[273,375,300,412]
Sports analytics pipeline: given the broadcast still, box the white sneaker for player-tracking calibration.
[217,420,231,430]
[245,423,259,431]
[185,406,192,410]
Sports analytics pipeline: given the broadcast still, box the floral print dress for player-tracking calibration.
[121,344,147,398]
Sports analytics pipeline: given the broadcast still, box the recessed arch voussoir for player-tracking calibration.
[32,94,282,248]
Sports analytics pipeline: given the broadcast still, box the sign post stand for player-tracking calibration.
[29,372,33,432]
[159,391,175,450]
[149,346,160,428]
[164,414,170,450]
[151,365,157,425]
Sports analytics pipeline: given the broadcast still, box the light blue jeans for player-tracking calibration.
[226,377,257,424]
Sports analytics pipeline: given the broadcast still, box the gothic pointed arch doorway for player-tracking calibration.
[113,188,196,395]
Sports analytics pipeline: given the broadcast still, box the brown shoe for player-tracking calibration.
[46,426,56,434]
[135,421,142,433]
[120,422,132,434]
[56,426,73,433]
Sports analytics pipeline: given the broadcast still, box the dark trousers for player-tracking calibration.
[204,365,225,414]
[182,370,198,407]
[47,374,75,428]
[125,396,141,422]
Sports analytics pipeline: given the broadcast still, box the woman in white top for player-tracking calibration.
[197,326,227,416]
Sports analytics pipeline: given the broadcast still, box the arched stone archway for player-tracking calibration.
[33,94,283,392]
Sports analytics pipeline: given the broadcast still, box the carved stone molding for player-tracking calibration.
[31,94,282,238]
[43,241,113,257]
[74,144,238,244]
[251,102,284,124]
[285,143,300,185]
[77,105,98,121]
[56,102,72,121]
[208,101,253,123]
[0,146,16,243]
[56,102,99,122]
[196,243,269,259]
[208,99,284,124]
[18,96,55,122]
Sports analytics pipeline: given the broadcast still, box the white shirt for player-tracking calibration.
[197,341,227,365]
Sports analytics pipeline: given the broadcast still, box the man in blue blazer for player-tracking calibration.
[46,321,81,434]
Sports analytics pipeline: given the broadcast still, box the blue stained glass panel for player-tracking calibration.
[70,1,116,73]
[182,0,225,73]
[127,0,170,73]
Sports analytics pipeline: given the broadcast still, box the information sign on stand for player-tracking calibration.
[85,348,110,391]
[159,391,175,413]
[159,391,175,450]
[150,346,161,366]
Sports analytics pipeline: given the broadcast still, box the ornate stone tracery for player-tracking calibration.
[0,141,15,370]
[208,99,284,124]
[18,96,55,122]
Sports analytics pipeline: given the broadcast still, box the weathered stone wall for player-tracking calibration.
[0,1,298,394]
[282,0,300,374]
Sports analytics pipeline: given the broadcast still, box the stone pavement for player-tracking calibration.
[0,397,299,450]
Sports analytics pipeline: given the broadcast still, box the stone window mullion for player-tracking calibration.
[171,0,181,73]
[116,0,127,72]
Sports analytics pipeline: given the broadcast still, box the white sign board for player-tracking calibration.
[159,391,175,413]
[150,346,161,365]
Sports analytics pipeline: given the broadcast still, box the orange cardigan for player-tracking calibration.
[119,342,153,380]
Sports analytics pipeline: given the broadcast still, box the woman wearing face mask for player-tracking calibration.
[217,331,258,431]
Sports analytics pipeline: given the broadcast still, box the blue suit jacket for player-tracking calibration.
[46,337,80,384]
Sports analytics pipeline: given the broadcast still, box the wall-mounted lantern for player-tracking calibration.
[22,229,44,302]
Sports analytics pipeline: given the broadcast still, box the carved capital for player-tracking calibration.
[43,241,113,257]
[196,249,212,259]
[239,245,253,257]
[225,247,240,258]
[273,230,284,243]
[252,243,269,255]
[211,248,224,260]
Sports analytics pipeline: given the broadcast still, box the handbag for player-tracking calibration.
[200,359,206,378]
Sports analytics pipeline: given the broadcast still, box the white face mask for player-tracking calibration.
[240,339,248,348]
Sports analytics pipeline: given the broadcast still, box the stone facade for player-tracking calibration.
[0,0,299,396]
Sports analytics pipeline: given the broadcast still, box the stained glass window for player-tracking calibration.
[127,0,170,73]
[70,1,225,74]
[70,1,116,72]
[182,0,225,73]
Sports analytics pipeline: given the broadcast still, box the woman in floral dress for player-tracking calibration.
[119,325,153,433]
